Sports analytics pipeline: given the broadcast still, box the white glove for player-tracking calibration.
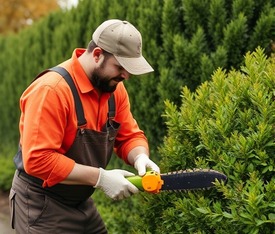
[94,168,139,200]
[134,153,160,176]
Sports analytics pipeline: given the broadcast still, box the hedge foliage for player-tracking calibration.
[0,0,274,155]
[133,48,275,234]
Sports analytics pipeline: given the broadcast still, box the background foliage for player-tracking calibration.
[0,0,274,233]
[133,48,275,233]
[0,0,73,34]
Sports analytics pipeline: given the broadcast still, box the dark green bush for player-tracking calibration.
[0,146,16,191]
[133,48,275,233]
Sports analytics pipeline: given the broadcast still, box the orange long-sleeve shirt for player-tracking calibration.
[19,49,149,187]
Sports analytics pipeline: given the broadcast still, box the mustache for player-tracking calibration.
[111,76,124,82]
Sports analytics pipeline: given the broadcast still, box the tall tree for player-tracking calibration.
[0,0,64,34]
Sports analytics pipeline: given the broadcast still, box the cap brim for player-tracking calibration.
[114,55,154,75]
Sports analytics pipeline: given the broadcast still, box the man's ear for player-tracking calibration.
[93,47,103,63]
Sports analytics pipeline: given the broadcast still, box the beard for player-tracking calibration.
[90,67,124,93]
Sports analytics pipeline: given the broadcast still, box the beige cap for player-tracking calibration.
[92,19,154,75]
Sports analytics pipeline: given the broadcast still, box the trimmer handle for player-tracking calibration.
[127,171,164,193]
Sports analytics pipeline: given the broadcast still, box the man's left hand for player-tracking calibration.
[133,153,160,176]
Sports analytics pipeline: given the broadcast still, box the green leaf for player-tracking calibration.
[240,212,252,220]
[222,212,233,219]
[196,207,210,214]
[269,203,275,208]
[268,213,275,221]
[255,218,265,226]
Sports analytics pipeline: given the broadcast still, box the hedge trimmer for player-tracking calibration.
[127,169,227,193]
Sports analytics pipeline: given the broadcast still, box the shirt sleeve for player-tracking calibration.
[20,79,75,187]
[113,84,149,163]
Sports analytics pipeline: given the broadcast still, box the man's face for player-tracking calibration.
[90,55,130,93]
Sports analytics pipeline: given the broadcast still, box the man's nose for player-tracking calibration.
[120,70,130,80]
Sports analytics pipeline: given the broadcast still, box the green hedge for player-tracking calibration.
[133,48,275,234]
[0,146,16,192]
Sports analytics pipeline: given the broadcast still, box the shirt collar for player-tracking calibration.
[70,48,111,100]
[71,48,94,94]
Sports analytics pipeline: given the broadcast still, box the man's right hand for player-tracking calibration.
[94,168,139,200]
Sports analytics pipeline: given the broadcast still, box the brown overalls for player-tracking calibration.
[10,67,120,233]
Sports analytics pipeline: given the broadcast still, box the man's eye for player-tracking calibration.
[116,65,124,72]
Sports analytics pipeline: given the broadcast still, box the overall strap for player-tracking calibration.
[49,67,87,126]
[108,93,115,119]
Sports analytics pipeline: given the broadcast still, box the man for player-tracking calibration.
[10,19,160,233]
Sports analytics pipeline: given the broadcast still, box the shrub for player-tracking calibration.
[0,146,16,191]
[132,48,275,234]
